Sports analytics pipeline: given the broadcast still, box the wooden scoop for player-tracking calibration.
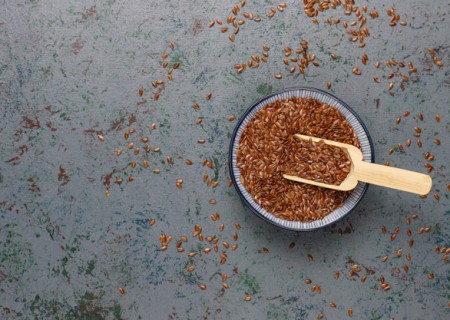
[283,134,432,195]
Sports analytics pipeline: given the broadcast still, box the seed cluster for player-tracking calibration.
[156,217,244,293]
[390,110,443,199]
[237,97,360,222]
[283,139,351,186]
[209,0,264,43]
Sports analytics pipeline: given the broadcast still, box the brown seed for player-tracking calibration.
[434,139,441,145]
[142,160,148,168]
[133,148,140,155]
[373,76,381,83]
[116,149,122,156]
[153,169,160,174]
[198,284,207,290]
[381,255,388,262]
[348,308,353,317]
[305,279,312,284]
[398,144,404,151]
[118,287,126,294]
[389,147,394,154]
[435,114,441,122]
[235,223,241,230]
[197,139,206,144]
[228,35,235,42]
[192,103,200,110]
[130,162,137,168]
[326,82,332,89]
[231,244,238,251]
[166,156,173,165]
[335,271,340,279]
[406,139,411,147]
[361,275,367,283]
[206,92,212,100]
[153,147,160,152]
[104,189,110,197]
[228,115,236,121]
[274,74,282,79]
[209,199,216,204]
[244,295,252,301]
[434,193,440,200]
[195,118,202,125]
[330,302,337,308]
[388,82,394,91]
[417,140,422,147]
[307,254,314,261]
[418,113,424,121]
[317,313,324,320]
[404,264,409,273]
[396,117,401,124]
[427,273,435,280]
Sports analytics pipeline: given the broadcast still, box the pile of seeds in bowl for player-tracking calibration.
[237,97,360,222]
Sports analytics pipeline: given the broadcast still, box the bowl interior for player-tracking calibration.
[229,87,374,231]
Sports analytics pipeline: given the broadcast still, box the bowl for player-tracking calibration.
[229,87,374,231]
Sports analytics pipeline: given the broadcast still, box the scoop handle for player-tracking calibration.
[353,160,432,195]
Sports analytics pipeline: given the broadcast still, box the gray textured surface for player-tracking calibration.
[0,0,449,319]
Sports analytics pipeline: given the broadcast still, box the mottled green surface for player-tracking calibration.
[0,0,449,319]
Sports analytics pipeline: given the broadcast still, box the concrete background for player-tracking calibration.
[0,0,449,319]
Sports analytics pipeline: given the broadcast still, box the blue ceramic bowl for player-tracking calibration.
[229,87,374,231]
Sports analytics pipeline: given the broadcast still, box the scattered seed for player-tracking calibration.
[153,169,160,174]
[228,115,236,121]
[198,284,207,290]
[434,139,441,145]
[352,67,361,75]
[118,287,126,294]
[198,139,206,144]
[330,302,337,308]
[307,254,314,261]
[435,114,441,122]
[244,295,252,301]
[348,308,353,317]
[274,74,282,79]
[388,82,394,91]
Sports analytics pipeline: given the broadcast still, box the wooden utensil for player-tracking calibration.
[283,134,432,195]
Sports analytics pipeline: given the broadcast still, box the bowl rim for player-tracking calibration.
[228,87,375,231]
